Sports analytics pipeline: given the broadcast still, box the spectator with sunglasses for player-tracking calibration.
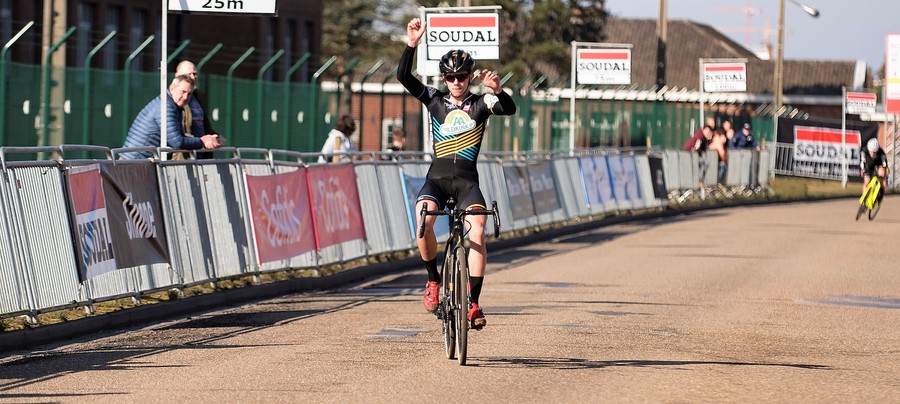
[397,17,517,329]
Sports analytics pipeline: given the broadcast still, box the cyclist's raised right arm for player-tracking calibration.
[397,18,429,101]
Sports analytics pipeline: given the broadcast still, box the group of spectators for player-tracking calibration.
[683,115,760,187]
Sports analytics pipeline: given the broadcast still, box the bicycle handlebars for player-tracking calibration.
[417,200,502,239]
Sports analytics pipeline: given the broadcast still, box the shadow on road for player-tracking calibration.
[469,357,831,371]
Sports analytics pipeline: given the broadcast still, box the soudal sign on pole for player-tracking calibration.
[426,13,500,60]
[702,62,747,92]
[846,92,877,115]
[576,48,632,85]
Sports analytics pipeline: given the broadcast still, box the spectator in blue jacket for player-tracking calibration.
[730,122,760,151]
[119,75,222,160]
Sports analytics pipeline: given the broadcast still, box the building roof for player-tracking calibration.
[603,18,863,96]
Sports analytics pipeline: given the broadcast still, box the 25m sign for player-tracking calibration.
[168,0,278,15]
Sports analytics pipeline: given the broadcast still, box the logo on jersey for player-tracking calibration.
[440,110,475,136]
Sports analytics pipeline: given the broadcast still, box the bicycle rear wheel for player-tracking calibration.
[869,195,882,220]
[454,244,470,366]
[441,254,456,360]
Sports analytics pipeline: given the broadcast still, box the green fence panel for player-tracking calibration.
[3,63,41,148]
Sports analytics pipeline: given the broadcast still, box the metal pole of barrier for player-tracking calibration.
[166,40,190,65]
[226,47,255,141]
[255,49,285,148]
[1,21,34,146]
[40,26,76,149]
[122,36,155,138]
[282,52,310,150]
[82,31,117,149]
[311,56,337,151]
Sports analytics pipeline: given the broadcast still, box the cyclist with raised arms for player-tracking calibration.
[398,17,517,329]
[860,137,888,201]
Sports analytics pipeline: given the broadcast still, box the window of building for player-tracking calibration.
[1,0,11,45]
[283,19,296,78]
[263,16,277,80]
[129,9,147,71]
[103,6,121,71]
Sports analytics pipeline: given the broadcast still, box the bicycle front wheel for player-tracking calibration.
[454,244,470,366]
[856,188,871,221]
[441,254,456,360]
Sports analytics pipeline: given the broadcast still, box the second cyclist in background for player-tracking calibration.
[860,137,888,202]
[397,17,517,329]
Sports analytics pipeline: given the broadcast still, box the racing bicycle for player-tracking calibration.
[856,174,885,221]
[418,197,500,366]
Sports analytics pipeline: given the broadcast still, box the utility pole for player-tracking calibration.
[40,0,67,148]
[656,0,667,88]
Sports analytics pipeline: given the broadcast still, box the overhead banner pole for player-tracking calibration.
[160,0,168,158]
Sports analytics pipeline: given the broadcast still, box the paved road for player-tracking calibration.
[1,198,898,402]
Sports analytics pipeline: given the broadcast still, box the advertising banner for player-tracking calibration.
[607,155,642,202]
[886,34,900,114]
[307,164,366,249]
[67,165,117,280]
[526,161,561,215]
[578,156,613,206]
[400,172,449,239]
[425,13,500,60]
[502,164,535,221]
[777,117,878,180]
[66,164,170,280]
[647,156,668,199]
[702,62,747,92]
[576,48,631,85]
[846,92,877,115]
[245,169,316,264]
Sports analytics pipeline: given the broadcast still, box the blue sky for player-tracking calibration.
[606,0,897,72]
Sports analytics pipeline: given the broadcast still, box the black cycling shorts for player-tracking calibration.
[416,177,487,211]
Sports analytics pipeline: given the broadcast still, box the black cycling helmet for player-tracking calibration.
[439,49,475,75]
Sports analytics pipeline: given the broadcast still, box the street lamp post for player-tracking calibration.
[773,0,819,132]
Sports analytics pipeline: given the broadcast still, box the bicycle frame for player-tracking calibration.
[860,177,882,209]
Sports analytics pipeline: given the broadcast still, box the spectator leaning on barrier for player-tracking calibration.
[119,75,223,160]
[684,125,713,190]
[710,127,728,184]
[175,60,225,159]
[318,115,357,163]
[731,122,760,151]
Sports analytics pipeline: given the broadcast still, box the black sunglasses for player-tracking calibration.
[443,72,470,83]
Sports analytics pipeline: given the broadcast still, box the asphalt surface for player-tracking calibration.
[1,197,898,402]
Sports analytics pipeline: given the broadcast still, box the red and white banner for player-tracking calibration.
[576,48,631,85]
[792,126,861,164]
[245,169,316,264]
[426,13,499,60]
[702,62,747,92]
[67,165,117,279]
[846,92,877,115]
[886,34,900,115]
[307,164,366,249]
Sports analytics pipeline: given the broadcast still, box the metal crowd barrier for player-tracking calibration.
[0,144,771,322]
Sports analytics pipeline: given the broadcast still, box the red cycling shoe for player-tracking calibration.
[423,281,439,313]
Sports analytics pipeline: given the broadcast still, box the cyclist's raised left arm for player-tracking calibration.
[478,70,517,116]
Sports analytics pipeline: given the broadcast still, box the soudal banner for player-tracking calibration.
[245,169,316,264]
[846,92,876,115]
[502,164,535,221]
[307,164,366,249]
[426,13,500,60]
[526,161,561,215]
[702,62,747,92]
[606,155,642,202]
[577,48,632,85]
[67,165,117,280]
[66,163,170,281]
[579,156,614,206]
[777,117,878,180]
